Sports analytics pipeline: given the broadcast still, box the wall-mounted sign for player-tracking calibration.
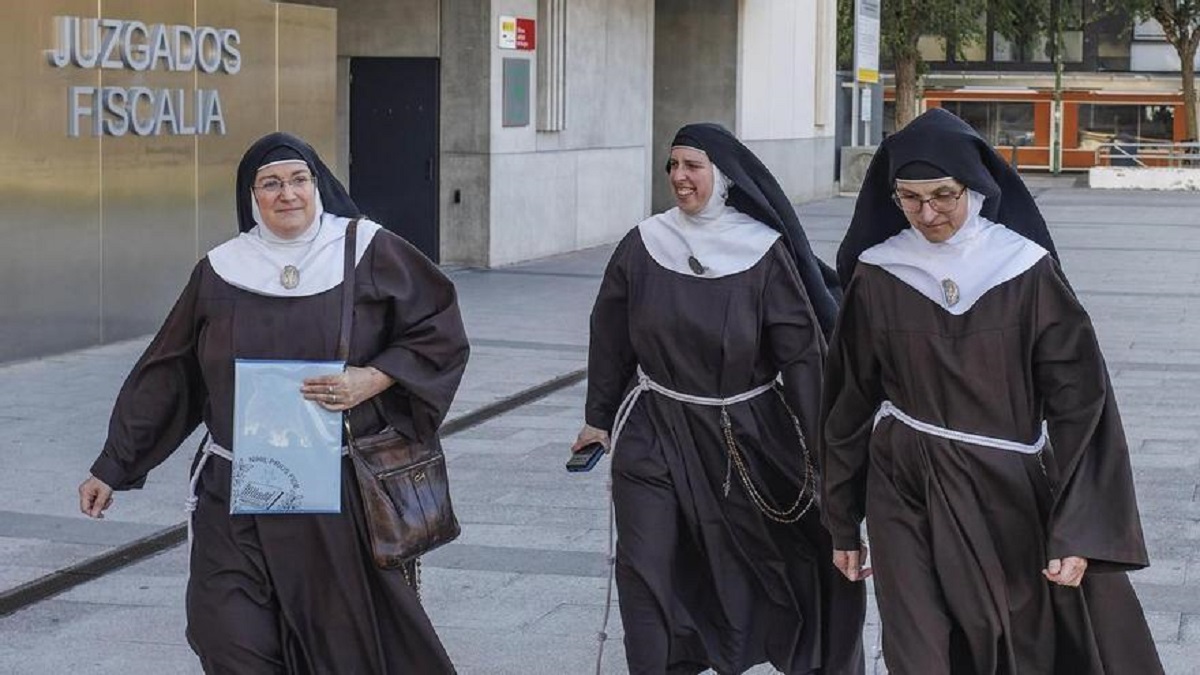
[499,15,517,49]
[515,18,535,50]
[498,16,535,51]
[47,16,240,137]
[854,0,880,84]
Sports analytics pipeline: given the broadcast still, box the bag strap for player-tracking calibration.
[336,218,361,362]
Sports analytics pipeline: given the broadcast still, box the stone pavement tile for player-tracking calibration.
[0,599,188,645]
[455,522,605,553]
[0,635,202,675]
[435,624,628,675]
[1135,559,1189,587]
[452,502,609,529]
[1153,643,1200,675]
[54,571,186,608]
[0,566,58,594]
[1147,611,1184,643]
[1133,454,1200,471]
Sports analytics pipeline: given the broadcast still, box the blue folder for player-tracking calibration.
[230,359,344,514]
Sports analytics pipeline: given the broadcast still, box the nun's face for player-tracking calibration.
[893,178,969,243]
[252,161,317,239]
[667,147,714,216]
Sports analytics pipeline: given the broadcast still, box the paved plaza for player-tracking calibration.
[1,177,1198,673]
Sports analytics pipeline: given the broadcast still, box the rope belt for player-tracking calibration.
[610,366,775,450]
[873,400,1048,455]
[594,366,816,674]
[185,437,349,545]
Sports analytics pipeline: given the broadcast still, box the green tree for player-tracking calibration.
[844,0,1032,128]
[1108,0,1200,141]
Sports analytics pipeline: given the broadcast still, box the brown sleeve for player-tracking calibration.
[818,269,883,551]
[91,264,207,490]
[1033,258,1149,572]
[762,242,826,460]
[362,231,470,441]
[584,233,638,432]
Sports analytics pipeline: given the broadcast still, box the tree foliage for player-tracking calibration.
[1107,0,1200,140]
[839,0,1010,128]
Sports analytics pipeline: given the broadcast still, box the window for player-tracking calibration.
[1077,104,1175,147]
[941,101,1035,146]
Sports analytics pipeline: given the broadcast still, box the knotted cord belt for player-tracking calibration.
[594,367,816,674]
[873,400,1048,454]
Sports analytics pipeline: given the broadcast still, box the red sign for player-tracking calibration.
[516,18,536,51]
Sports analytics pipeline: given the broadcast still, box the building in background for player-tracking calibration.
[882,1,1195,170]
[1,0,839,362]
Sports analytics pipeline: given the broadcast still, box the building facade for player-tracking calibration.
[1,0,839,362]
[883,2,1197,170]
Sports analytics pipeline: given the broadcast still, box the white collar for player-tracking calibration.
[207,214,382,297]
[858,190,1048,314]
[638,165,780,278]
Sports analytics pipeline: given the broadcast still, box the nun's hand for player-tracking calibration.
[1043,556,1088,587]
[573,424,610,452]
[302,366,394,412]
[833,545,873,582]
[78,475,114,519]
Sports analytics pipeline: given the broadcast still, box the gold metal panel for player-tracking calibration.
[197,0,278,253]
[277,3,338,163]
[1,0,338,360]
[0,0,103,360]
[97,0,202,341]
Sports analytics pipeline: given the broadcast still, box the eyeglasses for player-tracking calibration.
[892,187,966,214]
[253,175,315,195]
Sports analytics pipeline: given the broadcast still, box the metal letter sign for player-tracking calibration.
[47,15,239,137]
[854,0,880,84]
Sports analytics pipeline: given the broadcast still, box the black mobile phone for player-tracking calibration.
[565,441,606,472]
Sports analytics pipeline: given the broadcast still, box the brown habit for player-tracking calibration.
[587,233,866,675]
[90,230,468,674]
[820,257,1162,674]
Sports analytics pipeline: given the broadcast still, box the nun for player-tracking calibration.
[77,132,468,673]
[820,108,1163,673]
[574,123,865,674]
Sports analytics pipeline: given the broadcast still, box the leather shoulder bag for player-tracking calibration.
[337,220,462,572]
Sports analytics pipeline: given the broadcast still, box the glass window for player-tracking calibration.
[959,35,988,62]
[1097,26,1132,70]
[1062,31,1083,63]
[992,32,1050,63]
[1077,104,1140,148]
[919,35,948,62]
[996,102,1036,146]
[941,101,1035,147]
[1140,105,1176,141]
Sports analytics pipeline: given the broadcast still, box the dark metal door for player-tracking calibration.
[350,58,440,261]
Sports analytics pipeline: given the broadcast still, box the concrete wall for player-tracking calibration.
[1090,167,1200,191]
[440,0,492,265]
[486,0,654,266]
[650,0,837,210]
[737,0,837,201]
[293,0,439,57]
[651,0,740,213]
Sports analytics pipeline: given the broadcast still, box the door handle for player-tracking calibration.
[425,158,433,182]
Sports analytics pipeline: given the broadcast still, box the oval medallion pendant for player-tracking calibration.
[941,278,960,307]
[687,255,706,276]
[280,265,301,290]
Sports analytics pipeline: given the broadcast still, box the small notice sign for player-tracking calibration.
[499,15,517,49]
[516,18,536,50]
[499,16,535,50]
